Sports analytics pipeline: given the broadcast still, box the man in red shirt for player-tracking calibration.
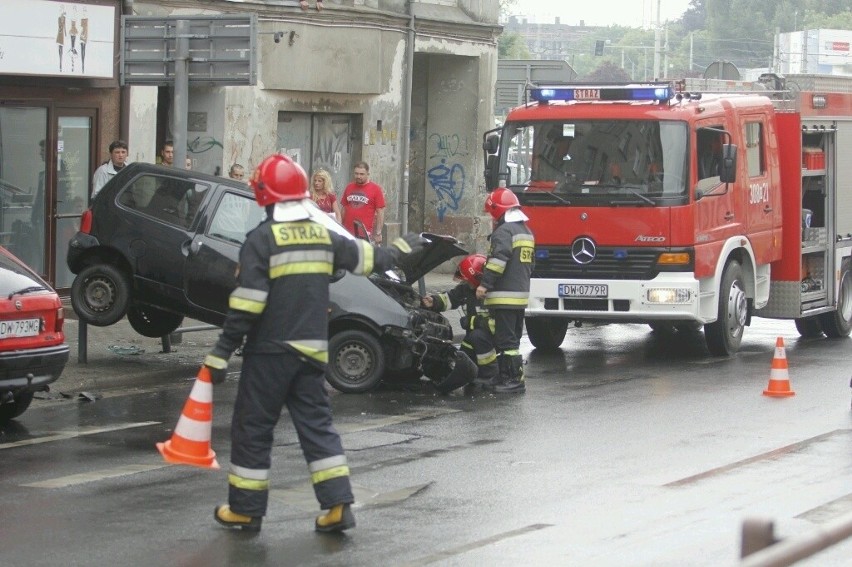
[341,161,386,244]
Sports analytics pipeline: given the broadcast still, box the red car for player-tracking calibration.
[0,246,69,423]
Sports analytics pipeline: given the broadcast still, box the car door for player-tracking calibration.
[184,187,264,318]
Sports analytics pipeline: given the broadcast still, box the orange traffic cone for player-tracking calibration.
[156,367,220,469]
[763,337,795,397]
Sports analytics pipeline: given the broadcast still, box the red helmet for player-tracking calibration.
[454,254,486,287]
[484,188,520,220]
[249,154,309,207]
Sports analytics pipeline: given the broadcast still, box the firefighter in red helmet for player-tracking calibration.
[421,253,498,390]
[477,187,535,393]
[204,153,425,532]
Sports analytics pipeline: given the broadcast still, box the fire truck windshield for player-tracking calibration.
[502,119,688,206]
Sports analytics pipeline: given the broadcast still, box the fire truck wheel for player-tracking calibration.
[794,316,824,338]
[818,260,852,338]
[525,317,569,351]
[705,260,746,356]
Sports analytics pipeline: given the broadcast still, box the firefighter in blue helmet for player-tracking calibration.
[477,188,535,393]
[422,254,499,389]
[203,154,425,532]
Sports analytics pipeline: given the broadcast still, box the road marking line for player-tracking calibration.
[336,408,460,434]
[664,429,850,487]
[401,524,555,566]
[0,421,161,451]
[21,464,170,488]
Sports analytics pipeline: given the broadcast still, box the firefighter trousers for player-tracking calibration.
[490,308,525,353]
[460,327,498,381]
[228,351,354,517]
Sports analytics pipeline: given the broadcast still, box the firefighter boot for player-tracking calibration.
[494,354,525,394]
[473,359,499,390]
[214,505,262,531]
[315,503,356,533]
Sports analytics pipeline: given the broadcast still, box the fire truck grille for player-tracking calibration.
[532,247,663,280]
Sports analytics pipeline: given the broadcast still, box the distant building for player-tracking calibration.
[503,15,599,60]
[777,29,852,76]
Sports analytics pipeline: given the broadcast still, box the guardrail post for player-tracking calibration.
[77,320,88,364]
[741,517,776,558]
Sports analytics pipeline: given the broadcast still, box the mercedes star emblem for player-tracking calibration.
[571,237,596,264]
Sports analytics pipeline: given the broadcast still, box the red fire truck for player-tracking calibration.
[482,75,852,355]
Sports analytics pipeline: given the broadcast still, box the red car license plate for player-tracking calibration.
[0,318,40,339]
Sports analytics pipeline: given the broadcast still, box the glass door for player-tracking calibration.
[53,111,94,289]
[0,107,49,274]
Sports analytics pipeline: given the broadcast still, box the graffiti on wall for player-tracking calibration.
[313,124,349,174]
[427,132,469,222]
[187,136,223,154]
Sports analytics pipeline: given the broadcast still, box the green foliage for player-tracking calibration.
[585,61,632,82]
[498,32,531,59]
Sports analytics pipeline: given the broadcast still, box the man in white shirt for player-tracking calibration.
[91,140,129,198]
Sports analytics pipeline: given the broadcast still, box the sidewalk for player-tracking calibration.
[53,272,464,398]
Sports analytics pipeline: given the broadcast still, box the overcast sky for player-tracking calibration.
[507,0,692,28]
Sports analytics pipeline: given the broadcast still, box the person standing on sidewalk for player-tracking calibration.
[476,187,534,393]
[341,161,385,244]
[422,254,498,388]
[203,153,424,532]
[91,140,129,198]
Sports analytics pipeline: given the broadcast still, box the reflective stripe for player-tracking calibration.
[309,455,348,472]
[269,250,334,278]
[435,293,449,311]
[287,340,328,363]
[512,233,535,246]
[228,473,270,491]
[512,239,535,249]
[229,287,267,313]
[230,463,270,481]
[391,236,412,254]
[477,349,497,365]
[354,241,374,275]
[484,295,529,307]
[485,258,506,274]
[270,262,334,278]
[311,465,350,485]
[488,318,496,334]
[460,340,472,349]
[503,349,520,356]
[203,354,228,370]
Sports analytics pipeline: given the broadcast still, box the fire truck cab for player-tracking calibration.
[483,77,852,356]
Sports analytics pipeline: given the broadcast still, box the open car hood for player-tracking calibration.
[394,232,468,283]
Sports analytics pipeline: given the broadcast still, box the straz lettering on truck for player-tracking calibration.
[749,181,769,204]
[482,80,852,357]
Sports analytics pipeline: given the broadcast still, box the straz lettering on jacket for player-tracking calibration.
[272,222,332,246]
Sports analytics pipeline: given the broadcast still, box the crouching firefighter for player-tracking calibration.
[203,154,425,532]
[422,254,498,390]
[476,187,534,394]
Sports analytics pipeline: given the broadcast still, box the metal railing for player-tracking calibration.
[740,512,852,566]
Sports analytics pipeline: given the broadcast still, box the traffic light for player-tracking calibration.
[594,40,605,56]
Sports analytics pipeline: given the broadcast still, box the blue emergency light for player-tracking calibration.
[530,83,674,103]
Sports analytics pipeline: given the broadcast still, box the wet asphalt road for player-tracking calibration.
[1,317,851,567]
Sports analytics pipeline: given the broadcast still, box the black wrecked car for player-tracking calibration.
[66,163,474,393]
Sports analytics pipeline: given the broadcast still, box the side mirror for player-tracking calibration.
[483,133,499,154]
[719,143,737,183]
[485,154,499,191]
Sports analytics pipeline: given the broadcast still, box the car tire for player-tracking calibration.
[71,264,131,327]
[705,260,747,356]
[327,330,385,393]
[126,304,185,338]
[0,392,34,423]
[525,317,569,351]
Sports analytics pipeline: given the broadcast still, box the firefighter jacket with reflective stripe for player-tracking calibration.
[209,219,399,364]
[480,218,534,310]
[431,282,479,318]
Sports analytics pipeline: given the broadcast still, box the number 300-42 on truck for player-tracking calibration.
[483,75,852,355]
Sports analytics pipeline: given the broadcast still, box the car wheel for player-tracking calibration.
[0,392,34,423]
[525,317,569,351]
[126,304,185,338]
[71,264,131,327]
[818,259,852,338]
[794,316,823,338]
[705,260,747,356]
[327,330,385,393]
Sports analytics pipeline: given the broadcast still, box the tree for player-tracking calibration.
[584,61,632,82]
[499,32,531,59]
